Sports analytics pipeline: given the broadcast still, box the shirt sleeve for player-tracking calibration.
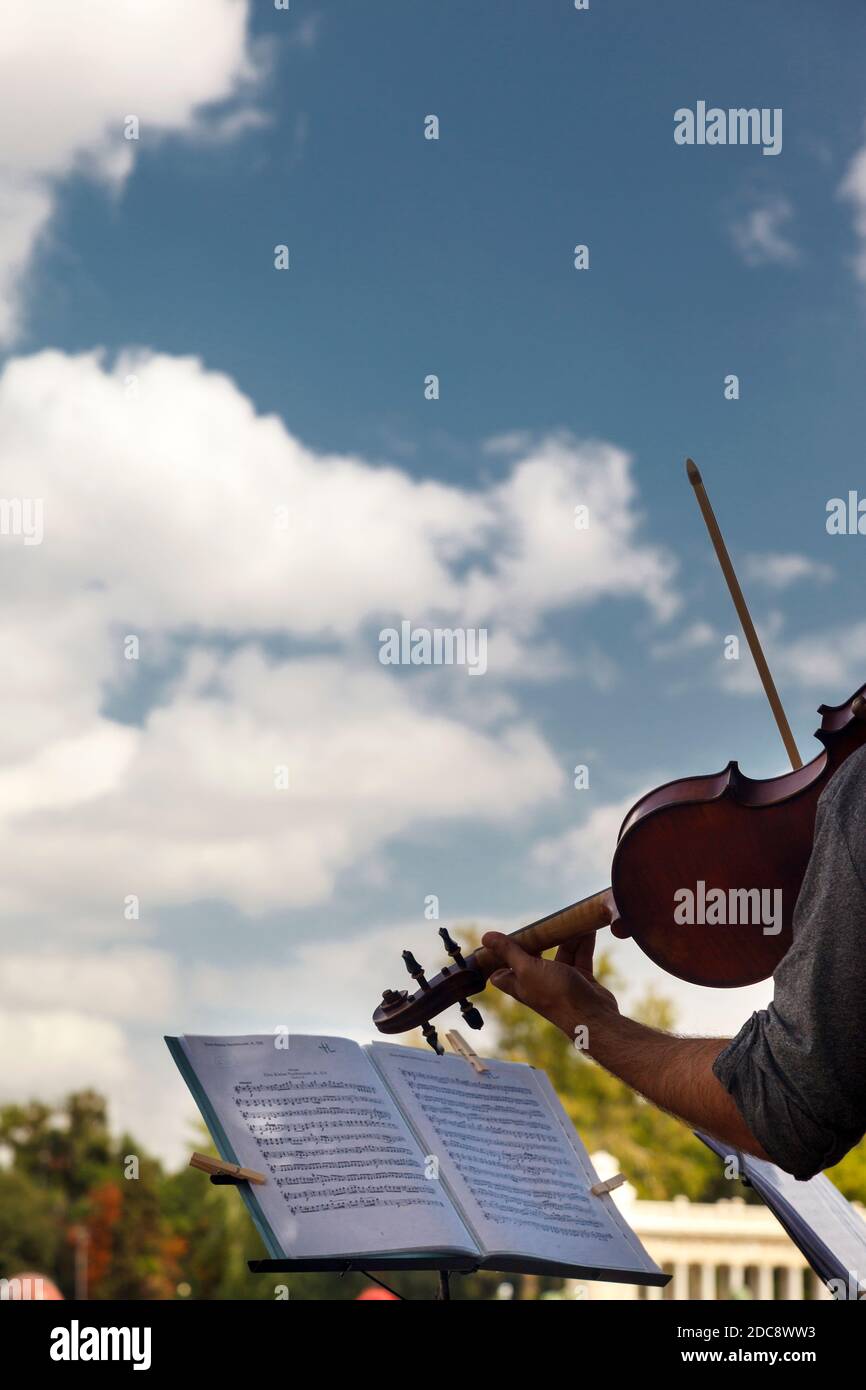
[712,758,866,1180]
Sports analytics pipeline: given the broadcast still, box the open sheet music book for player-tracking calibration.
[166,1033,667,1284]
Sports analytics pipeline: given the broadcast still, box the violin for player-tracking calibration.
[372,461,866,1053]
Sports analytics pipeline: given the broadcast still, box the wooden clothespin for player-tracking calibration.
[189,1151,267,1185]
[445,1029,489,1074]
[590,1172,626,1197]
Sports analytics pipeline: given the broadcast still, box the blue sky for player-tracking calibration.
[1,1,866,1159]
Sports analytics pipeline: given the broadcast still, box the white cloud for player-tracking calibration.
[0,0,263,340]
[190,921,466,1037]
[0,353,677,639]
[0,650,564,916]
[482,430,534,457]
[721,616,866,697]
[0,180,54,343]
[0,1008,132,1100]
[730,195,799,267]
[742,552,834,590]
[0,949,178,1021]
[0,349,678,919]
[463,435,678,627]
[532,793,640,888]
[839,138,866,284]
[650,620,716,661]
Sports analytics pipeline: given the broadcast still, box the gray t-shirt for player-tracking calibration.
[713,743,866,1180]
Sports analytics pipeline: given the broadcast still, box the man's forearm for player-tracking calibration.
[575,1008,770,1160]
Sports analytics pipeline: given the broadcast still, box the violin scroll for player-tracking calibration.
[374,936,486,1053]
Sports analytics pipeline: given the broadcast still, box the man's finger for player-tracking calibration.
[556,930,596,972]
[482,931,537,978]
[572,931,597,977]
[489,967,519,1000]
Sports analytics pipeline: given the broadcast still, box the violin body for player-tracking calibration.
[373,684,866,1041]
[611,684,866,987]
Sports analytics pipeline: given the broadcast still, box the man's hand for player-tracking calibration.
[481,929,619,1041]
[481,927,770,1164]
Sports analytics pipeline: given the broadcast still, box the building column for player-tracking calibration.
[672,1262,690,1300]
[782,1266,805,1300]
[727,1263,746,1298]
[699,1263,716,1301]
[756,1264,774,1301]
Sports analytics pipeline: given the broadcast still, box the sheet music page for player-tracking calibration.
[176,1034,478,1260]
[368,1042,661,1278]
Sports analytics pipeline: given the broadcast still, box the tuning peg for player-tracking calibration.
[422,1021,444,1055]
[460,1000,484,1030]
[438,927,466,968]
[380,988,406,1009]
[402,950,429,990]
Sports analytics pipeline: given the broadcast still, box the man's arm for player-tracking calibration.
[564,1008,770,1159]
[481,929,770,1161]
